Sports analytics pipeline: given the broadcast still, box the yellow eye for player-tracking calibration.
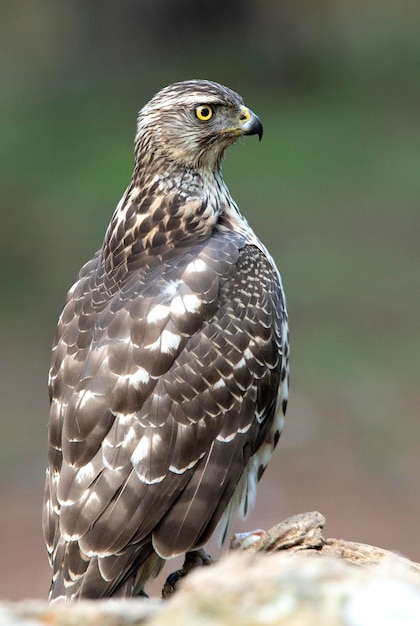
[195,105,213,121]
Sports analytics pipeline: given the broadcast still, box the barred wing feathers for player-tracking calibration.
[43,228,286,598]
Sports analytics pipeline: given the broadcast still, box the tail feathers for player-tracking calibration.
[48,538,163,601]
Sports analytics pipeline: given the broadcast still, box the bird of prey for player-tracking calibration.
[43,79,289,601]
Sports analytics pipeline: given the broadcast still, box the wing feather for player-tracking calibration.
[44,225,287,599]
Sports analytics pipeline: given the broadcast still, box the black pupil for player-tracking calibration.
[200,107,210,118]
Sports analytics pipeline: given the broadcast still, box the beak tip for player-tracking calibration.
[255,115,263,141]
[241,111,263,142]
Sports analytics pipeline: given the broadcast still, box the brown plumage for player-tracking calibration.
[43,79,289,600]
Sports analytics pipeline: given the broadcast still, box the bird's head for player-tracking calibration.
[135,79,263,171]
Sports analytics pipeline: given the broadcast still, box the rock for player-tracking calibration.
[3,513,420,625]
[150,551,420,626]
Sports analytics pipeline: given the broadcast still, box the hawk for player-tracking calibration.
[43,79,289,601]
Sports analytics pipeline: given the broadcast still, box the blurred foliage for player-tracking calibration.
[0,1,419,508]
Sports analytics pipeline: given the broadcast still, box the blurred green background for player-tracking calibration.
[1,0,419,600]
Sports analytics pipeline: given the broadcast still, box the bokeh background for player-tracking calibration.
[1,0,419,600]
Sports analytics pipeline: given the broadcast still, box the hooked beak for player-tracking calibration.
[220,105,264,142]
[238,105,263,141]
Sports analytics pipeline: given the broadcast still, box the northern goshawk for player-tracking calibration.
[43,79,289,600]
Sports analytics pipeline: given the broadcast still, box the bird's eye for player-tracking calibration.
[195,105,213,121]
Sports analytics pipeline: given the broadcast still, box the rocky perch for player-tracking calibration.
[3,512,420,625]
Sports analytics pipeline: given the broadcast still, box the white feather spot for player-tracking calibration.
[147,304,170,324]
[83,548,116,558]
[146,329,181,354]
[75,462,95,484]
[161,329,181,353]
[244,347,253,360]
[131,433,166,484]
[216,431,237,443]
[141,473,166,485]
[255,443,273,469]
[122,367,149,388]
[111,411,137,424]
[162,280,180,298]
[68,569,85,583]
[123,426,137,446]
[170,293,201,316]
[213,378,226,390]
[128,186,141,200]
[62,532,80,541]
[169,457,200,474]
[85,491,100,508]
[170,295,186,316]
[281,378,289,402]
[131,436,151,466]
[58,497,76,506]
[185,258,207,273]
[183,294,201,313]
[234,357,246,370]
